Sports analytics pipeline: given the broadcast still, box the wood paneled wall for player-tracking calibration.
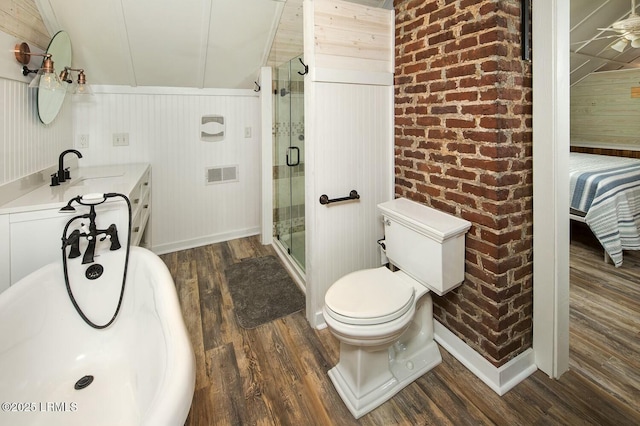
[267,0,303,68]
[306,0,394,84]
[0,0,51,49]
[571,69,640,149]
[303,0,395,326]
[0,0,49,48]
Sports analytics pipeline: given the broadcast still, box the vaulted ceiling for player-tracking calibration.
[34,0,639,90]
[570,0,640,86]
[35,0,391,90]
[37,0,288,89]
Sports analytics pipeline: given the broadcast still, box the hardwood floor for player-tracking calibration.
[569,222,640,411]
[160,235,640,425]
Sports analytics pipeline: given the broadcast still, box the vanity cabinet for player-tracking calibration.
[0,164,151,292]
[130,166,152,247]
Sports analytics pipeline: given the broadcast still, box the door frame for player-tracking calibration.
[532,0,570,378]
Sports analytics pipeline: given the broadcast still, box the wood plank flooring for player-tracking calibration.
[160,235,640,425]
[569,222,640,412]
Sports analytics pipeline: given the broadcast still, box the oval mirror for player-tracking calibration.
[37,31,71,125]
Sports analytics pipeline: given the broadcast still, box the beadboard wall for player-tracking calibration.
[72,86,262,253]
[0,23,73,188]
[0,77,73,187]
[303,0,395,326]
[571,69,640,150]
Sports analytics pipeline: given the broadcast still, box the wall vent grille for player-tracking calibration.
[206,165,239,185]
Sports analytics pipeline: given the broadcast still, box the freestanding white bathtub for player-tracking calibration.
[0,246,195,426]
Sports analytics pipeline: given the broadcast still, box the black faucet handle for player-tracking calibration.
[50,173,59,187]
[64,167,71,180]
[63,229,82,258]
[69,239,82,259]
[106,224,121,251]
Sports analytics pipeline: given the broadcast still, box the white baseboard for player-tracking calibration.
[152,227,260,255]
[313,311,327,330]
[434,321,537,395]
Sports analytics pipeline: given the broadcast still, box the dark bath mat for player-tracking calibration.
[225,256,305,329]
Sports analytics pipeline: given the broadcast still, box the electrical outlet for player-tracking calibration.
[113,133,129,146]
[244,127,252,138]
[78,134,89,148]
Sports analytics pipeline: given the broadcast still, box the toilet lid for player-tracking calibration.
[325,267,415,325]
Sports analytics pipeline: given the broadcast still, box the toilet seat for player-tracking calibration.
[324,267,415,326]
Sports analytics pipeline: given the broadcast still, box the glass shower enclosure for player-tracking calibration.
[273,55,305,271]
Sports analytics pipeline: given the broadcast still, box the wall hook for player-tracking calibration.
[254,81,261,92]
[298,58,309,76]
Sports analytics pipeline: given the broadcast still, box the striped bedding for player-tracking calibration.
[569,152,640,267]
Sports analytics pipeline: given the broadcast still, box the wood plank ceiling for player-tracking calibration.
[571,0,640,86]
[34,0,639,89]
[34,0,391,90]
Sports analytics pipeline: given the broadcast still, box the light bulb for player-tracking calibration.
[40,71,62,91]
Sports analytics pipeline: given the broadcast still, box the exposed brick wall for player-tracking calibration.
[394,0,533,367]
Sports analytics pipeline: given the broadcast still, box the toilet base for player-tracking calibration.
[327,339,442,419]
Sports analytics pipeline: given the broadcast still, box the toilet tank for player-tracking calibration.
[377,198,471,295]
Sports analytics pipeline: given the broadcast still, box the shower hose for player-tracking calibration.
[60,193,132,329]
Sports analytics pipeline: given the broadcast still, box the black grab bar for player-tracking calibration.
[319,190,360,205]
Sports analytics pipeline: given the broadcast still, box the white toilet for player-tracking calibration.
[322,197,471,418]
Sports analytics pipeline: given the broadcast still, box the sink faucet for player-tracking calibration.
[57,149,83,184]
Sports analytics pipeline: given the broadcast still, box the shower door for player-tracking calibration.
[274,55,305,270]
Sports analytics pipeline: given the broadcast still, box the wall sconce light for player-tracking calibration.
[14,42,63,91]
[60,67,93,95]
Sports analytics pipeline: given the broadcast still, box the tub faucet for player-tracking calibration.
[60,204,121,264]
[77,206,121,264]
[55,149,83,184]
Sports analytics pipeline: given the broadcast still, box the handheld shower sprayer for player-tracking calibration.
[59,193,118,213]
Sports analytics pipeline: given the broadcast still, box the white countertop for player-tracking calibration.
[0,163,149,215]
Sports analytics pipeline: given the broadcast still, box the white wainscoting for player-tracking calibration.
[0,30,73,190]
[304,81,394,326]
[0,30,73,280]
[303,0,395,327]
[72,86,262,253]
[0,77,72,187]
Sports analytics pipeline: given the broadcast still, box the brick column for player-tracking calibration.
[394,0,533,367]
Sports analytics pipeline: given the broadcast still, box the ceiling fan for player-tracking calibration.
[597,0,640,52]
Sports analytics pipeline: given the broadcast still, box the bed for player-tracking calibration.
[569,152,640,267]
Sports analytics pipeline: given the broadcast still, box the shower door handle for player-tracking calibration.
[286,146,300,167]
